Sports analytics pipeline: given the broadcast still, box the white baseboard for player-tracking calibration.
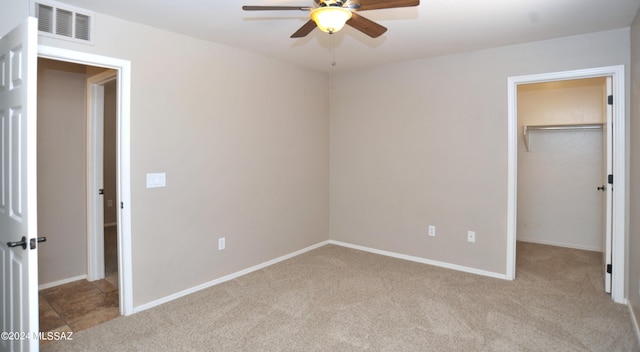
[133,239,512,314]
[517,238,601,252]
[133,240,330,314]
[328,240,509,280]
[39,274,87,290]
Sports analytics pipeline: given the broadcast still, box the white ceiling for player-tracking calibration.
[56,0,640,72]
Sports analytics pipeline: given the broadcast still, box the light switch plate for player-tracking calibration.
[146,173,166,188]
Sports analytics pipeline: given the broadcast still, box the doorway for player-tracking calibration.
[516,78,606,251]
[87,69,118,283]
[38,44,134,316]
[515,78,609,298]
[36,58,119,332]
[506,66,626,304]
[102,79,119,288]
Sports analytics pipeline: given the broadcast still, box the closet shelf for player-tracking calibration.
[523,123,603,152]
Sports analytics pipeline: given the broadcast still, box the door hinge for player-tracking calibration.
[606,264,612,274]
[607,95,613,105]
[608,174,613,185]
[121,202,124,209]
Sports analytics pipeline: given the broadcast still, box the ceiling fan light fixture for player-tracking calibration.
[310,6,352,34]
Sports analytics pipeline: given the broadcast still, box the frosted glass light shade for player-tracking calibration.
[310,7,352,33]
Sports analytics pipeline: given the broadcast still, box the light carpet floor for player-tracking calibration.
[41,242,639,351]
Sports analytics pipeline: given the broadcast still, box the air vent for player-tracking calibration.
[55,8,73,37]
[36,4,53,33]
[75,13,91,41]
[34,1,93,44]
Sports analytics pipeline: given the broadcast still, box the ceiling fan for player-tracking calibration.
[242,0,420,38]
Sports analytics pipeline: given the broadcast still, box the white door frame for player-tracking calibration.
[604,76,614,293]
[507,65,626,304]
[87,69,117,282]
[38,45,134,315]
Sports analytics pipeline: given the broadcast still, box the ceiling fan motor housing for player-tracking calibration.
[319,0,348,7]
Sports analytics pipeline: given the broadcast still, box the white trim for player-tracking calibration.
[134,241,331,313]
[116,51,133,316]
[86,69,116,282]
[330,240,509,280]
[506,77,518,280]
[507,65,626,303]
[37,44,134,316]
[38,275,87,290]
[517,238,601,252]
[135,238,512,314]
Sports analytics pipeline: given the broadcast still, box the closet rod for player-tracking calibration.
[523,123,603,152]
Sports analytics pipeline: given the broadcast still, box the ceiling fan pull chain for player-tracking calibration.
[330,32,337,67]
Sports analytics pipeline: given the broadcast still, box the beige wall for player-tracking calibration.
[517,79,606,251]
[0,0,27,37]
[37,58,88,285]
[38,13,330,306]
[629,7,640,336]
[329,29,629,275]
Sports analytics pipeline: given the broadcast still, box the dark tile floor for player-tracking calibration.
[39,278,119,333]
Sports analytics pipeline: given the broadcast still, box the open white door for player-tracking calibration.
[0,17,40,352]
[603,76,613,293]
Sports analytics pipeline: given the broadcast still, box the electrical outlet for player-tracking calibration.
[467,231,476,243]
[428,225,436,237]
[218,237,226,251]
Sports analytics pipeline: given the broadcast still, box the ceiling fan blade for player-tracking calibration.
[356,0,419,11]
[291,19,318,38]
[242,5,311,11]
[346,12,387,38]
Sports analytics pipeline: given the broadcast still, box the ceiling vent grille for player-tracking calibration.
[36,4,53,33]
[74,13,91,41]
[55,8,73,37]
[35,1,93,44]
